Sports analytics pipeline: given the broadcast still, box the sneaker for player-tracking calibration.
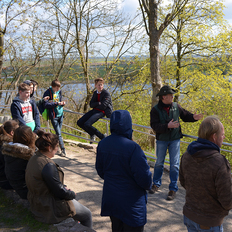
[60,149,66,157]
[148,185,159,194]
[90,135,96,144]
[166,190,176,201]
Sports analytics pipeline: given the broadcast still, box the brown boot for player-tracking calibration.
[148,185,159,194]
[166,190,176,200]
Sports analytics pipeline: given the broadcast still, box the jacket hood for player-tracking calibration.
[50,86,60,94]
[13,95,30,103]
[0,134,12,146]
[110,110,132,139]
[187,138,220,157]
[1,142,34,160]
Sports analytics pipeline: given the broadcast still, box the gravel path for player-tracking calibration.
[47,140,232,231]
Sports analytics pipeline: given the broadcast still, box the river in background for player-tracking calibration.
[0,82,132,106]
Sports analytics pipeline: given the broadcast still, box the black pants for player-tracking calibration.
[77,109,105,139]
[110,216,144,232]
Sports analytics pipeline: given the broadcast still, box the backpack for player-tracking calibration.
[38,89,52,121]
[38,103,49,121]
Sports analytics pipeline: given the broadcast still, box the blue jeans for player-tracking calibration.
[72,199,92,228]
[51,115,64,150]
[184,215,223,232]
[153,139,180,191]
[77,109,105,139]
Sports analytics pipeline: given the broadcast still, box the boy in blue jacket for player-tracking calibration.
[43,79,66,157]
[11,83,40,133]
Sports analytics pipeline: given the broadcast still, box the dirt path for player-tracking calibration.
[53,140,232,232]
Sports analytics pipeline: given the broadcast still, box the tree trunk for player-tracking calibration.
[149,1,162,108]
[174,17,182,103]
[0,31,3,78]
[150,33,163,108]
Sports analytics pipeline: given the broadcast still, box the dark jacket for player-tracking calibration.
[43,88,63,120]
[11,98,40,133]
[150,100,196,141]
[0,134,12,189]
[179,138,232,227]
[26,151,76,224]
[96,110,152,227]
[90,89,113,118]
[2,142,34,199]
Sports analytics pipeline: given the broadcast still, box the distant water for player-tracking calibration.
[1,82,150,106]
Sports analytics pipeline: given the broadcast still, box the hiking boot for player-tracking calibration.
[60,149,66,157]
[90,135,96,144]
[148,185,159,194]
[167,190,176,201]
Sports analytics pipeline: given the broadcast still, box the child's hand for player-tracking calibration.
[58,101,65,106]
[43,96,50,101]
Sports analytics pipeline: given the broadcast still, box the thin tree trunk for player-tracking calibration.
[0,31,3,78]
[149,1,162,108]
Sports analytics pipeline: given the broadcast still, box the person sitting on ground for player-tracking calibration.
[179,116,232,231]
[77,78,113,143]
[43,79,66,157]
[96,110,152,232]
[11,83,40,133]
[25,130,92,227]
[0,120,19,190]
[2,126,36,199]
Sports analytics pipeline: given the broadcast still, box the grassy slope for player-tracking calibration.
[0,189,57,232]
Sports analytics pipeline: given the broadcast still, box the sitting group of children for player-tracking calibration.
[0,120,92,227]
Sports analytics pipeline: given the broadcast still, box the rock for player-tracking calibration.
[54,219,96,232]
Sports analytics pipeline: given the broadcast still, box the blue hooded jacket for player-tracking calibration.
[11,97,40,133]
[42,87,63,120]
[187,137,220,156]
[96,110,152,227]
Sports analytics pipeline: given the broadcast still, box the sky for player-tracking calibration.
[223,0,232,24]
[122,0,232,25]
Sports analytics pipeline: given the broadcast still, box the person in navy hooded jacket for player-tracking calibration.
[96,110,152,232]
[43,79,66,157]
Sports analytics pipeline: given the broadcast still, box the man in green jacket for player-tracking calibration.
[149,85,203,200]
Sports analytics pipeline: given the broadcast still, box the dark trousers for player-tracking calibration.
[0,180,13,190]
[77,109,105,139]
[110,216,144,232]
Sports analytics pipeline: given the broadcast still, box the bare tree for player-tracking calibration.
[38,0,145,112]
[0,0,42,74]
[139,0,189,107]
[0,0,43,106]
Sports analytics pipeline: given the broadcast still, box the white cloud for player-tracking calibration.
[223,0,232,22]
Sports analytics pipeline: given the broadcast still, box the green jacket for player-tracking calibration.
[150,101,196,141]
[25,151,76,224]
[154,102,180,141]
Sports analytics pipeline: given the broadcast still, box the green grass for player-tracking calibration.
[0,189,57,231]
